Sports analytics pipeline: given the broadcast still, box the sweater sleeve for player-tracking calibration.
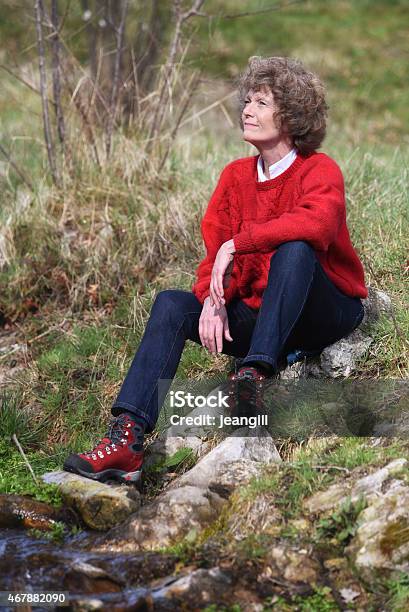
[233,159,346,255]
[191,167,239,306]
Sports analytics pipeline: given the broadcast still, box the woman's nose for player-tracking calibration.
[243,104,254,117]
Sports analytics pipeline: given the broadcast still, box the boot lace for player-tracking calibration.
[83,414,133,459]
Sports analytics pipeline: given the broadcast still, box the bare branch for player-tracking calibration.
[133,0,165,93]
[0,63,55,104]
[105,0,129,158]
[12,434,39,485]
[147,0,204,148]
[35,0,59,186]
[50,0,66,151]
[194,0,303,20]
[180,0,206,22]
[80,0,98,80]
[0,142,35,192]
[61,66,101,167]
[159,70,201,168]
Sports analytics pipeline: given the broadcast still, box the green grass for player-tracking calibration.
[193,0,409,144]
[315,496,367,546]
[385,572,409,612]
[0,439,64,506]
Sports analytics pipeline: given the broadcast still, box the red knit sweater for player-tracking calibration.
[192,151,368,310]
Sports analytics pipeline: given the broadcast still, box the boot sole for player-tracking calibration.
[64,464,143,487]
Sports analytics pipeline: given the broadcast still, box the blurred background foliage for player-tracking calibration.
[1,0,408,143]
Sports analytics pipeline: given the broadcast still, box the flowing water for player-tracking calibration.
[0,527,179,611]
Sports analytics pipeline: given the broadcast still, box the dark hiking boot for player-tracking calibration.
[224,365,268,416]
[63,413,144,486]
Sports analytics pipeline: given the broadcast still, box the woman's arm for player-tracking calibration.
[192,167,239,305]
[233,160,346,254]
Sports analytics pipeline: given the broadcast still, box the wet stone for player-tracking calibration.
[41,471,141,531]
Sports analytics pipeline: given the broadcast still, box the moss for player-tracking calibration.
[380,519,409,557]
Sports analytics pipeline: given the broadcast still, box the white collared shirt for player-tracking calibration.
[257,148,298,182]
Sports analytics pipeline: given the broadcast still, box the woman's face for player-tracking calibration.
[241,85,282,147]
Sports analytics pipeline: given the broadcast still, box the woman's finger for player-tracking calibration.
[215,321,223,354]
[203,319,210,352]
[208,324,216,354]
[223,319,233,342]
[199,315,204,346]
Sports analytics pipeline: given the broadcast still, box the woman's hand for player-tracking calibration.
[199,297,233,355]
[210,239,236,309]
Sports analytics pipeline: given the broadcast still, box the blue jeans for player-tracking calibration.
[112,241,364,432]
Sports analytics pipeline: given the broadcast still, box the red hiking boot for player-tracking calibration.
[63,413,144,486]
[224,366,268,415]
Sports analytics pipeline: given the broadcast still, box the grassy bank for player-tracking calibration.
[0,0,407,528]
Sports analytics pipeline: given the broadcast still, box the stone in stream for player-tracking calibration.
[41,471,141,531]
[63,560,124,600]
[0,494,69,531]
[91,427,281,552]
[151,566,234,608]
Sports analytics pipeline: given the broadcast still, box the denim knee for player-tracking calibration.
[275,240,314,257]
[270,240,315,270]
[151,290,184,325]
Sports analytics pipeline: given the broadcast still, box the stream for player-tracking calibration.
[0,527,181,611]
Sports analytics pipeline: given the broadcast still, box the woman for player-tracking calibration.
[64,56,367,485]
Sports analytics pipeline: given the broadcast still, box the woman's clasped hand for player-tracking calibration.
[199,238,236,354]
[198,296,233,355]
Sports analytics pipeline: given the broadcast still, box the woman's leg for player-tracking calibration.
[241,240,364,372]
[112,289,258,432]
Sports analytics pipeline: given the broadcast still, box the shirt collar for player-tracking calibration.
[257,148,298,182]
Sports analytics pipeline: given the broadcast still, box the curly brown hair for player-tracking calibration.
[236,56,329,155]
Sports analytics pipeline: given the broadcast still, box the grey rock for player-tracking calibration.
[69,561,112,579]
[96,484,222,552]
[361,286,394,329]
[347,480,409,578]
[152,566,232,606]
[304,458,407,514]
[71,598,105,611]
[267,544,320,584]
[172,427,281,490]
[144,434,211,471]
[319,329,373,378]
[41,471,141,531]
[280,287,392,379]
[207,459,265,499]
[280,328,371,379]
[92,428,280,552]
